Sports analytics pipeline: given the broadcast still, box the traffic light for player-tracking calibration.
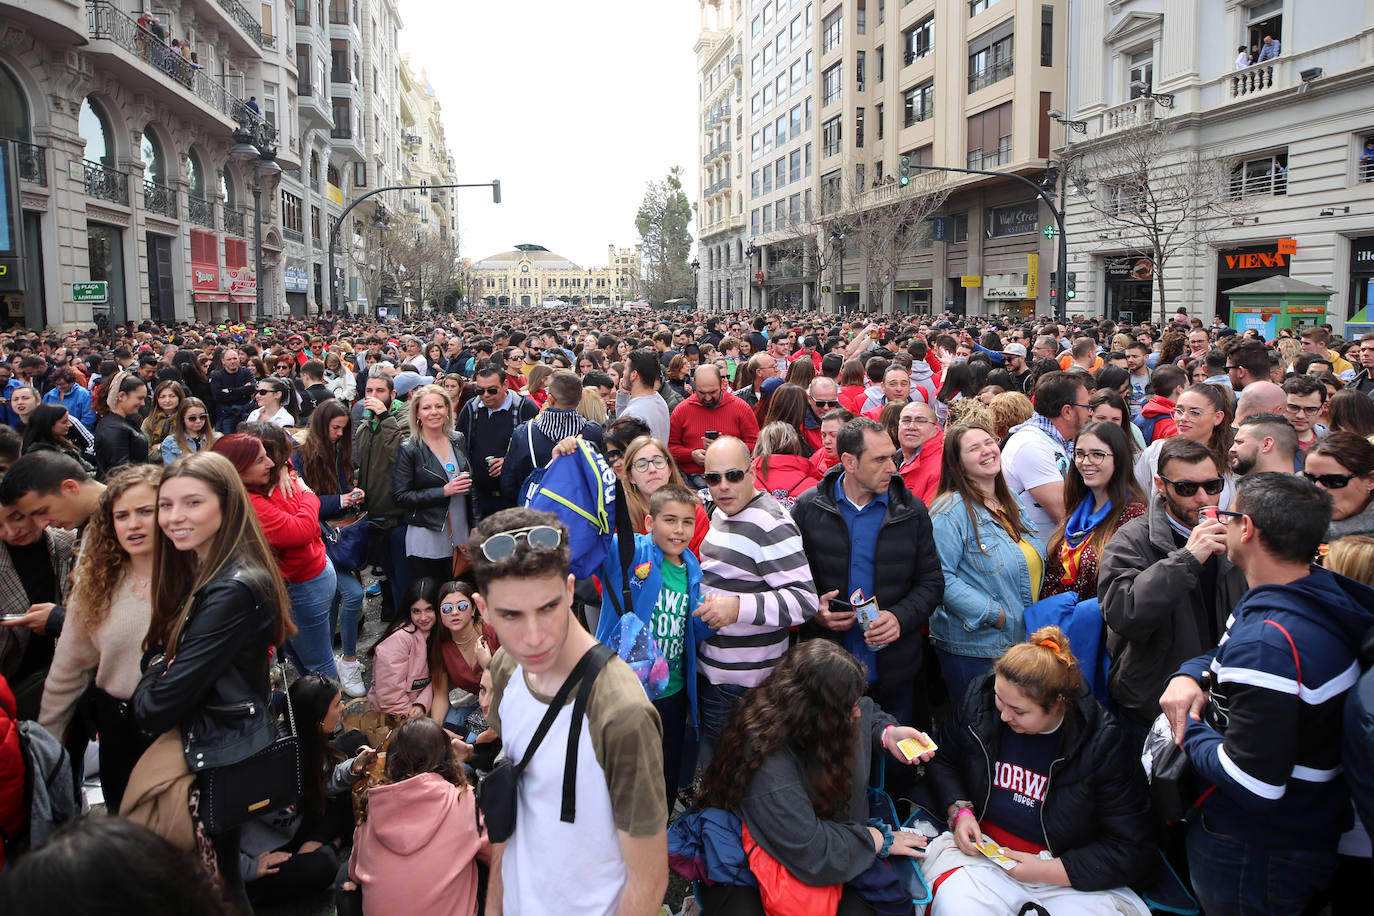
[1066,271,1077,300]
[899,156,911,187]
[1049,270,1060,299]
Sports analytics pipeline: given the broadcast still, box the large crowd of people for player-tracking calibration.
[0,304,1373,916]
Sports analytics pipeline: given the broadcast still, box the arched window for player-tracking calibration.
[186,148,205,197]
[309,152,319,185]
[79,97,114,167]
[0,63,29,142]
[221,166,236,207]
[141,130,166,184]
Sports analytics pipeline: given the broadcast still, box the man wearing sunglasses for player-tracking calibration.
[801,377,841,452]
[694,436,818,762]
[1099,437,1248,739]
[470,509,668,916]
[456,365,540,517]
[1161,473,1374,916]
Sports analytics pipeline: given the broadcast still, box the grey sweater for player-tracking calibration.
[736,697,897,885]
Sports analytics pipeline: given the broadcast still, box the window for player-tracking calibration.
[855,107,865,148]
[806,50,814,82]
[986,201,1039,237]
[1245,0,1282,59]
[789,104,802,139]
[952,212,969,242]
[821,169,843,213]
[775,156,786,187]
[876,46,884,82]
[311,205,322,242]
[1040,6,1053,67]
[776,73,787,104]
[752,131,761,160]
[804,188,813,218]
[752,209,760,234]
[822,63,843,106]
[763,2,773,28]
[969,0,1002,14]
[763,43,773,71]
[763,204,772,233]
[905,15,934,64]
[876,103,884,140]
[805,96,813,129]
[856,51,866,89]
[904,82,934,126]
[225,237,247,269]
[969,33,1014,92]
[967,101,1013,169]
[752,170,761,197]
[752,54,761,79]
[763,165,773,194]
[1360,135,1374,183]
[789,149,802,182]
[763,84,772,113]
[806,2,813,36]
[790,15,802,48]
[353,161,366,187]
[805,142,812,176]
[789,193,802,223]
[1229,152,1288,198]
[878,0,885,23]
[281,190,303,233]
[1128,48,1153,98]
[763,123,773,153]
[822,9,842,53]
[1107,179,1148,216]
[857,0,866,34]
[791,60,802,94]
[752,92,761,117]
[776,33,787,60]
[822,115,843,157]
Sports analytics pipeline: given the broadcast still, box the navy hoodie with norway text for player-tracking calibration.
[1175,566,1374,849]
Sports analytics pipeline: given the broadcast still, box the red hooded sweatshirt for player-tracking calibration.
[1139,395,1178,442]
[668,391,760,475]
[751,454,823,511]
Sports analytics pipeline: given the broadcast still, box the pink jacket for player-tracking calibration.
[350,773,489,916]
[367,626,434,716]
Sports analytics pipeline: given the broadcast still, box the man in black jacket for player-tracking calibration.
[793,418,944,727]
[500,371,603,504]
[209,348,255,433]
[457,364,539,517]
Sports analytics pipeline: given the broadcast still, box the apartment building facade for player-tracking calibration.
[740,0,1070,317]
[695,1,749,313]
[1062,0,1374,330]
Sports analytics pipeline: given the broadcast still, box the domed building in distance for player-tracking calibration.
[466,243,642,308]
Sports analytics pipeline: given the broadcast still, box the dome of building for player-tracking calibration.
[473,244,582,271]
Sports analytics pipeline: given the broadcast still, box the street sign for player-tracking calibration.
[72,281,108,303]
[1041,226,1059,239]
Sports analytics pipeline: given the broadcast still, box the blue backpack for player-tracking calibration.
[523,437,628,585]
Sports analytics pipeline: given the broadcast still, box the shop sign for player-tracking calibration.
[1106,257,1154,281]
[1351,237,1374,273]
[284,264,309,292]
[984,285,1030,300]
[227,266,256,297]
[327,183,344,206]
[960,275,982,288]
[1277,238,1297,256]
[986,202,1039,238]
[1026,253,1039,299]
[191,266,219,290]
[1219,243,1292,276]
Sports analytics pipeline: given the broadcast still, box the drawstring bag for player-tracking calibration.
[603,614,670,700]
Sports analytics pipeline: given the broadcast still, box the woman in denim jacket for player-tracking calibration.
[929,421,1043,702]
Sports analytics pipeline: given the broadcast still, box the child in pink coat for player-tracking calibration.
[349,717,489,916]
[367,578,438,718]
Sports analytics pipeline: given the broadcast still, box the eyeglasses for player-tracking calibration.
[1225,365,1243,372]
[439,600,471,615]
[1200,507,1245,524]
[1303,471,1357,489]
[631,455,669,472]
[812,399,839,409]
[1173,406,1207,419]
[1073,449,1112,465]
[184,413,207,421]
[1073,402,1093,410]
[480,525,562,561]
[477,386,502,396]
[605,449,624,464]
[898,416,935,427]
[1158,475,1225,497]
[1285,403,1323,417]
[703,468,749,485]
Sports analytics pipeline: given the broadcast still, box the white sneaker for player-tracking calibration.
[338,657,366,698]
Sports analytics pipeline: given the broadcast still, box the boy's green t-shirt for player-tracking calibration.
[650,559,690,698]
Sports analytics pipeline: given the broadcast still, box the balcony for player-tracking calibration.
[283,226,305,243]
[10,139,46,186]
[1230,61,1278,101]
[705,175,733,196]
[968,58,1013,93]
[142,179,177,218]
[298,80,333,128]
[1228,170,1287,200]
[1100,96,1155,135]
[188,194,215,228]
[209,0,264,49]
[224,206,246,237]
[81,159,128,205]
[85,2,250,128]
[1361,158,1374,184]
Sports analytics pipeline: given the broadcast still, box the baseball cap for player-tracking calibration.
[1004,343,1028,358]
[393,370,435,398]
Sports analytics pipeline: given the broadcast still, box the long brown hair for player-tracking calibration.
[145,452,294,656]
[1044,421,1143,562]
[622,436,688,530]
[298,400,354,496]
[932,421,1031,545]
[1180,383,1234,470]
[699,641,865,820]
[171,396,218,456]
[68,465,162,635]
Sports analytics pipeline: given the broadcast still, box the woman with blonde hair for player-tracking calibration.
[39,465,162,813]
[160,396,217,463]
[1327,535,1374,585]
[392,384,475,584]
[988,391,1033,441]
[576,386,608,425]
[324,350,356,402]
[132,451,294,904]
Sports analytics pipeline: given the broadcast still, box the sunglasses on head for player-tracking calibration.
[1303,471,1357,489]
[1158,475,1225,497]
[480,525,562,562]
[703,468,748,485]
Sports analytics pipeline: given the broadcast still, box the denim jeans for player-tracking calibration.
[331,569,364,658]
[696,678,749,768]
[285,562,339,678]
[935,648,995,707]
[1187,813,1339,916]
[444,701,478,734]
[383,524,415,620]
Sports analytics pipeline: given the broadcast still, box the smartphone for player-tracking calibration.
[704,430,719,442]
[1198,506,1221,523]
[827,599,854,614]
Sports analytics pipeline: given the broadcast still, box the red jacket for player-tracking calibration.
[1139,395,1178,442]
[809,446,840,476]
[668,392,760,475]
[0,675,25,868]
[751,454,822,511]
[897,428,943,505]
[838,384,868,414]
[249,487,328,583]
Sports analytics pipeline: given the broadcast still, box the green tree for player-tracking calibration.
[635,166,694,306]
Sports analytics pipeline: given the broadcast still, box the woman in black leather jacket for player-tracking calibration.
[392,384,477,583]
[94,372,150,477]
[923,626,1155,914]
[132,451,293,906]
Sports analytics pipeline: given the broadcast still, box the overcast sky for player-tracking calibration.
[399,0,702,269]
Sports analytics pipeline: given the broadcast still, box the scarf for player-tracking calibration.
[535,407,586,443]
[1011,413,1074,453]
[1058,495,1113,586]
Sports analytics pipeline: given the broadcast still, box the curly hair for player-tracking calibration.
[68,464,163,636]
[698,641,865,820]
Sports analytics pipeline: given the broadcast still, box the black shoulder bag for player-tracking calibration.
[200,677,302,835]
[477,642,614,843]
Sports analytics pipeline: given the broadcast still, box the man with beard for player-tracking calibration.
[1097,437,1248,744]
[1229,413,1299,477]
[668,365,759,485]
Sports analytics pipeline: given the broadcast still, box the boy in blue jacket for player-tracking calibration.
[595,483,712,809]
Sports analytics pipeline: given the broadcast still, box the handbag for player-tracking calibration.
[322,511,371,573]
[198,684,302,835]
[599,484,670,699]
[476,643,613,843]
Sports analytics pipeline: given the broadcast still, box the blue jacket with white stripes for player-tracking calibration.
[1175,566,1374,849]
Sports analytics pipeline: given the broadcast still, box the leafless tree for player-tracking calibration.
[827,172,950,312]
[1069,118,1253,324]
[345,207,459,315]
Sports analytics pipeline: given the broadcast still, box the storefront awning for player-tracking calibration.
[193,292,230,303]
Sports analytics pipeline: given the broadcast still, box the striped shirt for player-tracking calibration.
[697,492,818,687]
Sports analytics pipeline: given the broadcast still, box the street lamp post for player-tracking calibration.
[329,180,500,316]
[229,112,282,322]
[744,241,757,311]
[829,226,847,314]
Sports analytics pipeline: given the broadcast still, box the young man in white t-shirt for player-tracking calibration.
[471,507,668,916]
[1000,372,1090,535]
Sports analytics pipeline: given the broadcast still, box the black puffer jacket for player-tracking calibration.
[392,432,477,533]
[926,674,1156,892]
[792,467,944,689]
[132,560,278,773]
